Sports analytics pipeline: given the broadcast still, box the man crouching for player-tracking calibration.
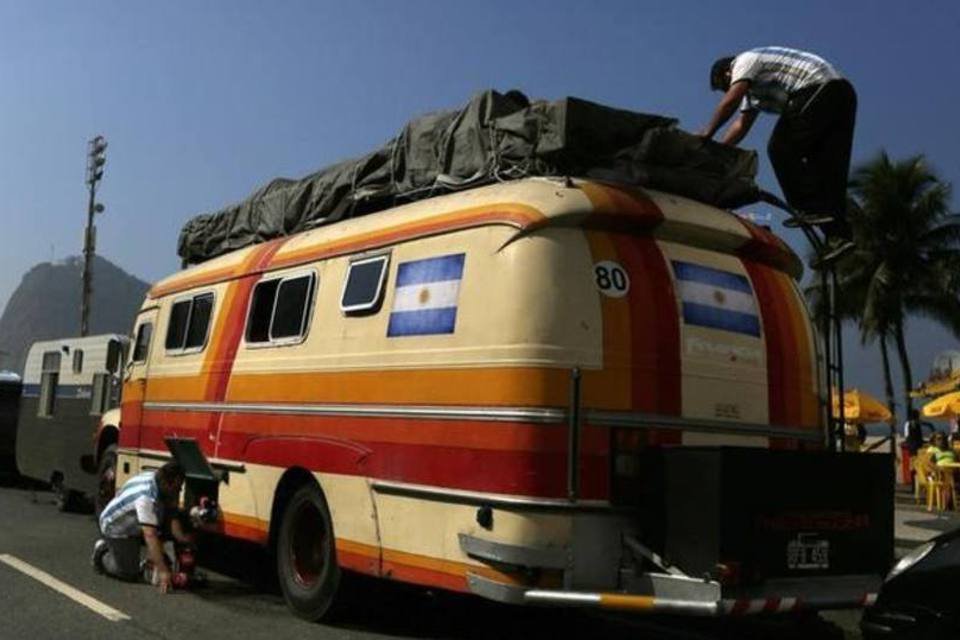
[92,461,190,593]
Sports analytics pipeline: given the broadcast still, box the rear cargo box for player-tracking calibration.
[624,447,894,584]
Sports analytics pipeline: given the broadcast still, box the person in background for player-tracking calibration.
[929,432,957,466]
[700,46,857,265]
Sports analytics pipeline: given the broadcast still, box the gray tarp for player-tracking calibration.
[178,90,759,264]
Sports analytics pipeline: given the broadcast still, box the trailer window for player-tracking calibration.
[341,255,389,314]
[132,323,153,363]
[246,273,315,345]
[38,350,61,418]
[90,373,109,415]
[72,349,84,374]
[165,293,214,353]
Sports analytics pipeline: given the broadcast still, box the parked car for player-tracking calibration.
[861,527,960,639]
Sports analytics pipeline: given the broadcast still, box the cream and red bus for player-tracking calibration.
[116,177,891,619]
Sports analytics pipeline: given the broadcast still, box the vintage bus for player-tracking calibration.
[116,177,891,620]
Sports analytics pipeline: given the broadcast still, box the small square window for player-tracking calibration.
[341,255,389,314]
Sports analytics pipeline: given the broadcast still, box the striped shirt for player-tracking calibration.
[98,471,163,538]
[732,47,842,114]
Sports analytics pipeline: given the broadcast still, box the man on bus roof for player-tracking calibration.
[699,46,857,266]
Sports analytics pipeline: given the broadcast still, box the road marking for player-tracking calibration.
[0,554,130,622]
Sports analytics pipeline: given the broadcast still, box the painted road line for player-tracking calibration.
[0,554,130,622]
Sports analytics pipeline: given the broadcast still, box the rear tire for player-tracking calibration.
[94,445,118,519]
[276,483,343,621]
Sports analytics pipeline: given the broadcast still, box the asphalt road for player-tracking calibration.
[0,481,860,640]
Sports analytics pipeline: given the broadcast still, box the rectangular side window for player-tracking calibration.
[246,273,315,345]
[341,255,389,314]
[185,293,214,349]
[165,293,215,353]
[165,300,191,350]
[133,323,153,363]
[72,349,84,374]
[246,279,280,343]
[38,350,61,418]
[271,275,314,340]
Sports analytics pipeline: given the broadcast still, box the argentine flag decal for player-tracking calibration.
[672,261,761,337]
[388,253,465,337]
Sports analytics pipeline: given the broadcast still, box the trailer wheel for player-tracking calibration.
[94,445,118,519]
[52,477,81,513]
[276,483,342,621]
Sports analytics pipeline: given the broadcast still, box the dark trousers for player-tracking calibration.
[768,79,857,239]
[102,537,143,581]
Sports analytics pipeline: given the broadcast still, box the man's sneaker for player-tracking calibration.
[783,212,836,228]
[92,539,108,575]
[812,238,856,269]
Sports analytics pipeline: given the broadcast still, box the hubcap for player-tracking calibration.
[290,500,326,587]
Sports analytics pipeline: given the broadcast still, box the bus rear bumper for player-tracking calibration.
[467,571,880,616]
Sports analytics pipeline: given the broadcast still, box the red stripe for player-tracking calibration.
[763,597,781,613]
[744,262,787,426]
[736,217,802,279]
[613,235,681,417]
[205,240,286,403]
[138,410,611,499]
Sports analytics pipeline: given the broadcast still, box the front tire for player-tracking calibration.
[94,445,118,519]
[276,483,342,621]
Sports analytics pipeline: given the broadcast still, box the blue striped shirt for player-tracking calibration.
[98,471,163,538]
[732,47,842,114]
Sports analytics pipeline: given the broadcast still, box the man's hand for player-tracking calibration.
[142,525,172,593]
[156,567,172,594]
[700,81,750,141]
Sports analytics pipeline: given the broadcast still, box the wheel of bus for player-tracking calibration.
[276,483,343,621]
[94,445,118,519]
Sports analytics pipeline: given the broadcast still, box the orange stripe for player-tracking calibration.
[146,367,573,407]
[774,271,819,428]
[151,203,546,299]
[598,594,657,611]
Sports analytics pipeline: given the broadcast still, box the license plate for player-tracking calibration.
[787,533,830,570]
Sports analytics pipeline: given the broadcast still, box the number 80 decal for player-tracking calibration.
[593,261,630,298]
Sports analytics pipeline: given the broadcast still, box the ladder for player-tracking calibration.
[757,191,846,451]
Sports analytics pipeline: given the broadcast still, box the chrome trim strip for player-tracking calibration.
[116,447,246,473]
[143,401,565,424]
[371,479,617,512]
[141,402,820,439]
[586,410,823,442]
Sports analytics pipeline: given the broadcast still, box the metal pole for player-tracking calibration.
[80,180,96,337]
[567,367,582,502]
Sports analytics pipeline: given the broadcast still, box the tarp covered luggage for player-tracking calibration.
[178,90,760,265]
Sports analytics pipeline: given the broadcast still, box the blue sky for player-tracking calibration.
[0,0,957,413]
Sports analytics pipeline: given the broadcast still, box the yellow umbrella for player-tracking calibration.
[922,391,960,420]
[832,388,893,424]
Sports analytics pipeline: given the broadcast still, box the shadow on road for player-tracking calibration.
[191,535,848,640]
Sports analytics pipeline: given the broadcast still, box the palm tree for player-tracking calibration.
[809,152,960,433]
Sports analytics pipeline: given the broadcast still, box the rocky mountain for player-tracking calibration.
[0,256,149,373]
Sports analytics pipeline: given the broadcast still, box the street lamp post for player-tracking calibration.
[80,135,107,337]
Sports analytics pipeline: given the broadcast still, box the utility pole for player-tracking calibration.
[80,135,107,337]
